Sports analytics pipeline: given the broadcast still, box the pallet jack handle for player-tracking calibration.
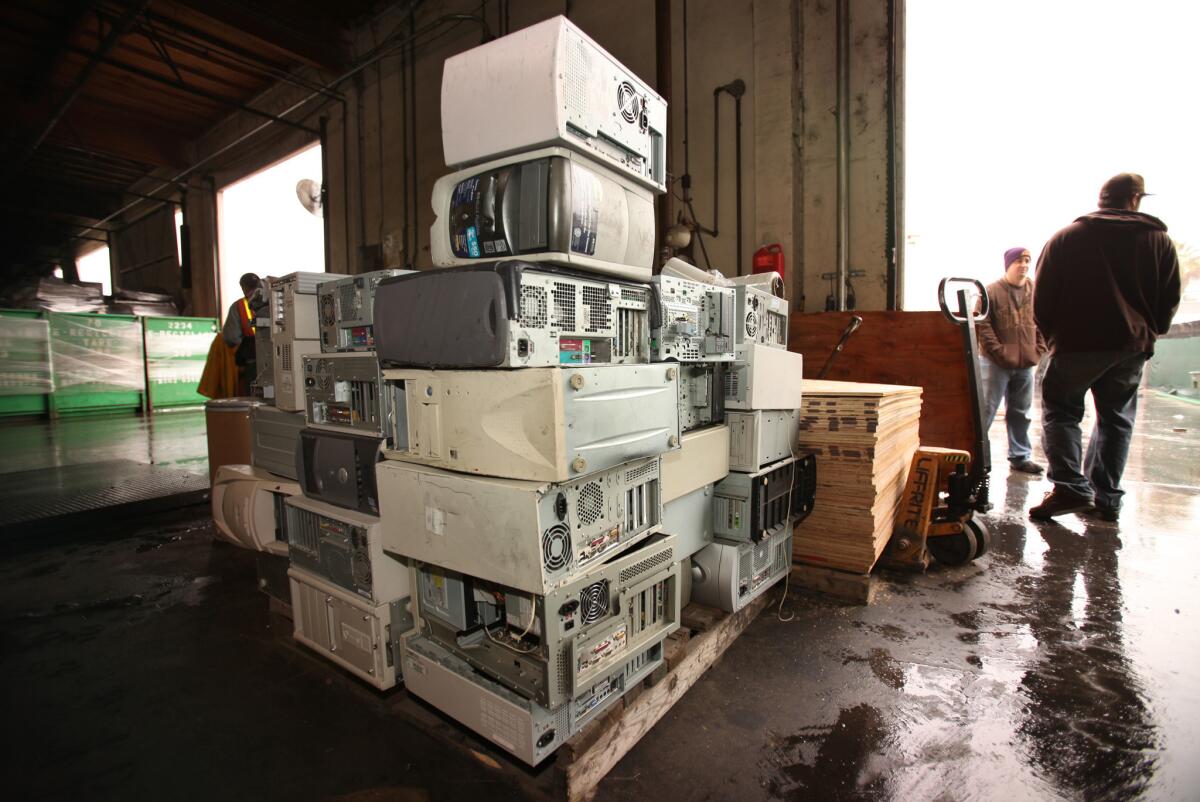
[816,315,863,379]
[937,277,992,512]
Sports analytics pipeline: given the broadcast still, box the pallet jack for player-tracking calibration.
[884,278,993,569]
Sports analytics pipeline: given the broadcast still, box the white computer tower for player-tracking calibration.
[317,269,412,352]
[661,423,730,504]
[661,483,715,559]
[269,272,325,411]
[284,494,409,604]
[724,344,804,411]
[690,523,794,613]
[727,410,800,472]
[302,352,392,440]
[733,283,788,354]
[430,147,655,280]
[441,15,667,194]
[651,274,736,362]
[382,365,680,482]
[413,533,680,710]
[288,568,411,691]
[211,464,299,556]
[373,264,652,369]
[377,456,662,595]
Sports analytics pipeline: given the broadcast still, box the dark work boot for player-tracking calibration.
[1029,487,1094,521]
[1010,458,1045,475]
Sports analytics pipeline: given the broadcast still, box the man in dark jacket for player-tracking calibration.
[1029,173,1181,521]
[978,246,1047,475]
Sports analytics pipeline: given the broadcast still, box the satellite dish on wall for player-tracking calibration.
[296,178,324,217]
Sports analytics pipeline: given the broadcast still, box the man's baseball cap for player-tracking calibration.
[1099,173,1151,207]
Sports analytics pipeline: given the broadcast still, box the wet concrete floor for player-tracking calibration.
[1,391,1197,801]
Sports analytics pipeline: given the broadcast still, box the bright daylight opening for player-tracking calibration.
[904,0,1200,320]
[217,143,325,311]
[75,245,112,296]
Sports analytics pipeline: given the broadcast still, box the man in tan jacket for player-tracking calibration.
[977,246,1047,474]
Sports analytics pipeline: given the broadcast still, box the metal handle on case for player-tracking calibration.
[937,277,989,323]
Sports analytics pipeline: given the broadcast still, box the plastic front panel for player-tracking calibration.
[440,16,667,193]
[691,524,793,613]
[377,456,663,595]
[724,344,804,411]
[430,147,655,279]
[712,455,815,543]
[727,410,801,472]
[661,424,730,504]
[296,429,383,515]
[211,464,299,553]
[661,483,715,558]
[250,405,305,480]
[383,364,678,482]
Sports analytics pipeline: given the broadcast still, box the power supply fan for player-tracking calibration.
[296,178,324,217]
[542,524,572,572]
[319,294,337,326]
[578,580,610,624]
[744,311,758,337]
[617,81,642,124]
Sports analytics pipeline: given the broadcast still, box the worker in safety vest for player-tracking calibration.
[221,272,267,395]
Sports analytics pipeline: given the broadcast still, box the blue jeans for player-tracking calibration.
[980,358,1035,462]
[1040,350,1146,510]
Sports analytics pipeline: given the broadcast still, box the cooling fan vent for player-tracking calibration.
[744,311,758,338]
[353,550,373,589]
[520,285,548,328]
[320,295,337,327]
[541,524,572,572]
[617,81,641,124]
[577,481,604,526]
[578,580,610,624]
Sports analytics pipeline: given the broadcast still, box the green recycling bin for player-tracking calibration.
[47,312,145,416]
[142,316,219,411]
[0,309,52,418]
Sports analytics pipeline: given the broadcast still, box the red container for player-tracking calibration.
[752,243,785,280]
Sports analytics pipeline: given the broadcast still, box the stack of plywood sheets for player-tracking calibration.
[792,379,923,574]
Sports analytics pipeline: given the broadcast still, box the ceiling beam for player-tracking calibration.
[20,0,151,163]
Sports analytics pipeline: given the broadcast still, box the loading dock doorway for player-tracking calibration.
[216,143,325,312]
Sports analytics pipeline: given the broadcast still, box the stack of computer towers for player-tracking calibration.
[368,16,689,766]
[690,277,815,612]
[212,271,326,606]
[283,268,413,690]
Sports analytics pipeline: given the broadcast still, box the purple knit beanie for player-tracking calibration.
[1004,247,1030,269]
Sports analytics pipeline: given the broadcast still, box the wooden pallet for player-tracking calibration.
[270,594,771,801]
[789,562,878,605]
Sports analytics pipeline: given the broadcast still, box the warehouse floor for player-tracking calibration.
[1,392,1197,801]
